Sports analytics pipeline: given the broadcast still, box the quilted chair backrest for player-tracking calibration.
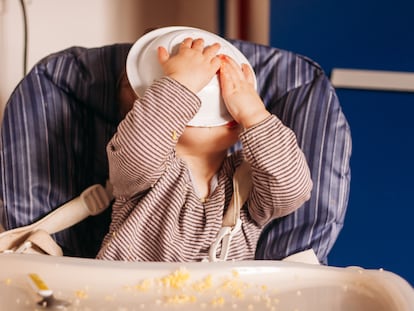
[230,40,352,264]
[0,40,351,262]
[0,44,131,257]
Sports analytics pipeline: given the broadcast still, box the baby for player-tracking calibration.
[97,27,312,262]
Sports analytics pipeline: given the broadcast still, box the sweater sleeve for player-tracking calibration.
[107,77,200,198]
[240,115,313,226]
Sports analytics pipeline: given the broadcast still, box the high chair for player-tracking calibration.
[0,39,351,263]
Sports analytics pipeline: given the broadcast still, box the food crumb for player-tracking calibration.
[134,279,153,292]
[159,267,190,289]
[192,275,213,292]
[166,294,197,304]
[221,278,247,299]
[100,267,285,309]
[75,290,88,299]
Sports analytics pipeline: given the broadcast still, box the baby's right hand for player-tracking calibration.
[157,38,221,94]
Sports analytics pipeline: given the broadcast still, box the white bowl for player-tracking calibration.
[126,26,257,127]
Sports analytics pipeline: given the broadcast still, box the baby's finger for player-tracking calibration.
[157,46,170,65]
[210,56,221,70]
[242,63,255,86]
[219,63,233,92]
[179,37,193,50]
[191,38,205,51]
[203,42,221,58]
[221,55,245,81]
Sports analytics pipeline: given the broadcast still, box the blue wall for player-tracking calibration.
[270,0,414,285]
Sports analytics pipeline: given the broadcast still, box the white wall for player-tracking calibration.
[0,0,268,119]
[0,0,141,117]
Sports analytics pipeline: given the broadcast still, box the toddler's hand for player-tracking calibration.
[158,38,221,94]
[219,55,270,129]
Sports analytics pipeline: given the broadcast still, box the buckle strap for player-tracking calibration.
[208,218,242,262]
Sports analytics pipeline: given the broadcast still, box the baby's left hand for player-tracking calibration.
[219,55,270,129]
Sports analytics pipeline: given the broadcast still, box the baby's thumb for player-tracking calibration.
[157,46,169,64]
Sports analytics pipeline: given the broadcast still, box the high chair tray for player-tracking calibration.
[0,253,413,310]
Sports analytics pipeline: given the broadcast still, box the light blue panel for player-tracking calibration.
[270,0,414,285]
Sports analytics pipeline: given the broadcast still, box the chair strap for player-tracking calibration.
[208,161,252,261]
[0,184,112,254]
[14,229,63,256]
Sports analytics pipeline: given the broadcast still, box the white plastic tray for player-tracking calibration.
[0,253,413,310]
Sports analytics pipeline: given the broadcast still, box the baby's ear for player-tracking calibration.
[117,72,138,118]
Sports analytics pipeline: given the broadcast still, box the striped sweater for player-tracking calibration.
[96,77,312,262]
